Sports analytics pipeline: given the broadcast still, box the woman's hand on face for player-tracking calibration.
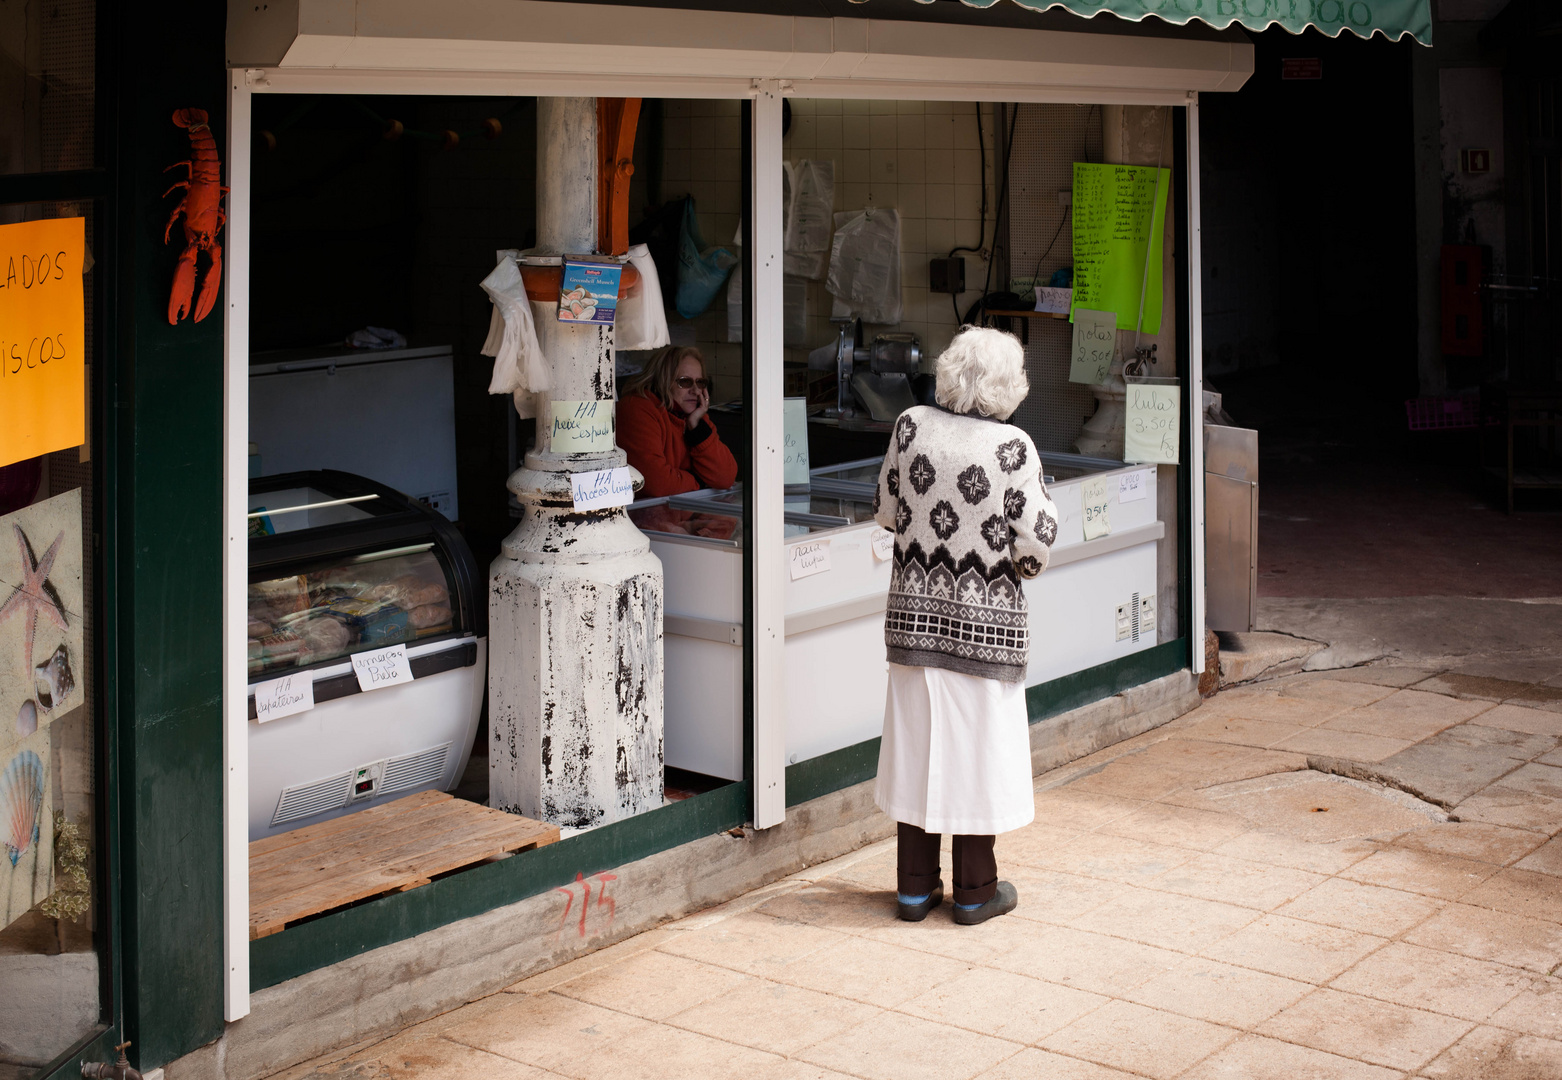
[686,386,711,430]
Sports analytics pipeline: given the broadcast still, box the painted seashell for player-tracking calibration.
[578,304,597,321]
[1,749,44,867]
[16,699,37,738]
[34,644,75,711]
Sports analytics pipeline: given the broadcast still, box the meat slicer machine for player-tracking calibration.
[807,318,924,428]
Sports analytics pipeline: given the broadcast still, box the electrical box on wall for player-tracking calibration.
[929,257,965,295]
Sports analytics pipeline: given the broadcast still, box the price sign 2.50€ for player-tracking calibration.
[0,217,86,468]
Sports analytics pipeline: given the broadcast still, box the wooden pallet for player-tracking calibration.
[249,791,560,940]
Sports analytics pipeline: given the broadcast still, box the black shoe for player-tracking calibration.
[897,883,944,922]
[953,881,1018,925]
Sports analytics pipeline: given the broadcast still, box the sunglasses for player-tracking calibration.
[674,376,713,390]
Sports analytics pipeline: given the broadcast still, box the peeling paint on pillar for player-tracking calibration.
[488,97,665,828]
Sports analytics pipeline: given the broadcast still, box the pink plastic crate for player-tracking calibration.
[1405,396,1479,431]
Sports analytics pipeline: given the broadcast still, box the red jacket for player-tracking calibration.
[619,392,739,497]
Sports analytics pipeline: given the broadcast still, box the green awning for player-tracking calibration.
[922,0,1432,45]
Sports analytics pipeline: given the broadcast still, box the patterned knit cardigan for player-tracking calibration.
[874,405,1059,683]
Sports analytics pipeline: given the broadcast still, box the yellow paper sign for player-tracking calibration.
[1081,475,1112,541]
[549,399,616,454]
[1125,382,1181,465]
[0,218,86,467]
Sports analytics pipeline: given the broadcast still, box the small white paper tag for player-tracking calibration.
[253,672,315,723]
[352,643,414,692]
[1082,475,1112,541]
[790,539,832,580]
[870,528,895,561]
[570,467,635,511]
[550,399,616,454]
[1118,469,1149,503]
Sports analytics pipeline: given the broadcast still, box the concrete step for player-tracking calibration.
[1216,630,1326,686]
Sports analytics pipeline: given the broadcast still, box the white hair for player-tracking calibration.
[933,326,1029,420]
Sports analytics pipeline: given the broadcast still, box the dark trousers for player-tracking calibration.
[897,822,998,906]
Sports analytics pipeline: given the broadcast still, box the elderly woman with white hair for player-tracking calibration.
[872,325,1059,925]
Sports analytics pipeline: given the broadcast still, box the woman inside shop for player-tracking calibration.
[873,326,1059,926]
[618,345,739,497]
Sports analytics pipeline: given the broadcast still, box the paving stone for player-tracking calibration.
[895,967,1109,1043]
[797,1009,1020,1080]
[1499,762,1562,802]
[992,926,1185,996]
[1415,673,1551,703]
[768,934,972,1009]
[1202,772,1440,843]
[1273,877,1444,937]
[1419,1025,1562,1079]
[1338,848,1499,901]
[1124,956,1312,1028]
[1272,727,1414,764]
[1330,941,1532,1022]
[1405,903,1562,974]
[1370,725,1554,806]
[1254,988,1472,1072]
[1324,689,1495,741]
[1180,1034,1404,1080]
[552,950,754,1020]
[1173,715,1308,750]
[1037,1000,1239,1080]
[1276,676,1399,708]
[1459,868,1562,924]
[1456,784,1562,835]
[1067,885,1260,953]
[1514,837,1562,877]
[1093,800,1251,852]
[1487,975,1562,1041]
[1202,915,1386,983]
[1393,821,1548,866]
[1472,703,1562,738]
[667,979,880,1057]
[1148,851,1326,911]
[657,911,851,977]
[969,1048,1138,1080]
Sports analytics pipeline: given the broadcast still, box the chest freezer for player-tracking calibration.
[246,470,486,840]
[631,451,1164,780]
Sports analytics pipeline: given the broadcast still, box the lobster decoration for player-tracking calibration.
[163,107,227,324]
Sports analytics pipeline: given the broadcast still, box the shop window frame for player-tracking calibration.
[224,71,1207,1004]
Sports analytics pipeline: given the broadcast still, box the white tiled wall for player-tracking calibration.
[655,98,999,393]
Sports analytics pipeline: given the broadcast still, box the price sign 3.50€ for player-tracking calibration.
[0,218,86,468]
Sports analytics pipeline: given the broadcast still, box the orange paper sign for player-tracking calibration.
[0,217,86,468]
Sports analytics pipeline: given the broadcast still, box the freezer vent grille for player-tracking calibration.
[381,743,452,795]
[1131,591,1141,644]
[272,772,353,827]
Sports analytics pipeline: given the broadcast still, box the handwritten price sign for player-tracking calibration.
[351,643,414,692]
[550,399,616,454]
[783,398,810,487]
[1069,308,1116,386]
[0,217,85,467]
[570,466,635,511]
[1124,383,1181,465]
[789,539,832,580]
[1081,475,1112,541]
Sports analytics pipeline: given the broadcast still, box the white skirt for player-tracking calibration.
[873,663,1036,836]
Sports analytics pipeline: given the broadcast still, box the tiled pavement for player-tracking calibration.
[275,667,1562,1080]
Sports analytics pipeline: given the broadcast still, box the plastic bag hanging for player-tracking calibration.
[826,207,902,325]
[783,159,835,280]
[479,254,548,400]
[673,197,738,320]
[615,243,671,352]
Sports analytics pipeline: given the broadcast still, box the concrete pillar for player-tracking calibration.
[489,98,665,828]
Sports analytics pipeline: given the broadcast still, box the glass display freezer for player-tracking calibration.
[246,470,487,840]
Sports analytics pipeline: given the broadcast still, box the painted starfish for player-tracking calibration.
[0,523,68,680]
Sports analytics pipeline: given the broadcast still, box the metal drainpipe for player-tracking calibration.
[488,97,666,828]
